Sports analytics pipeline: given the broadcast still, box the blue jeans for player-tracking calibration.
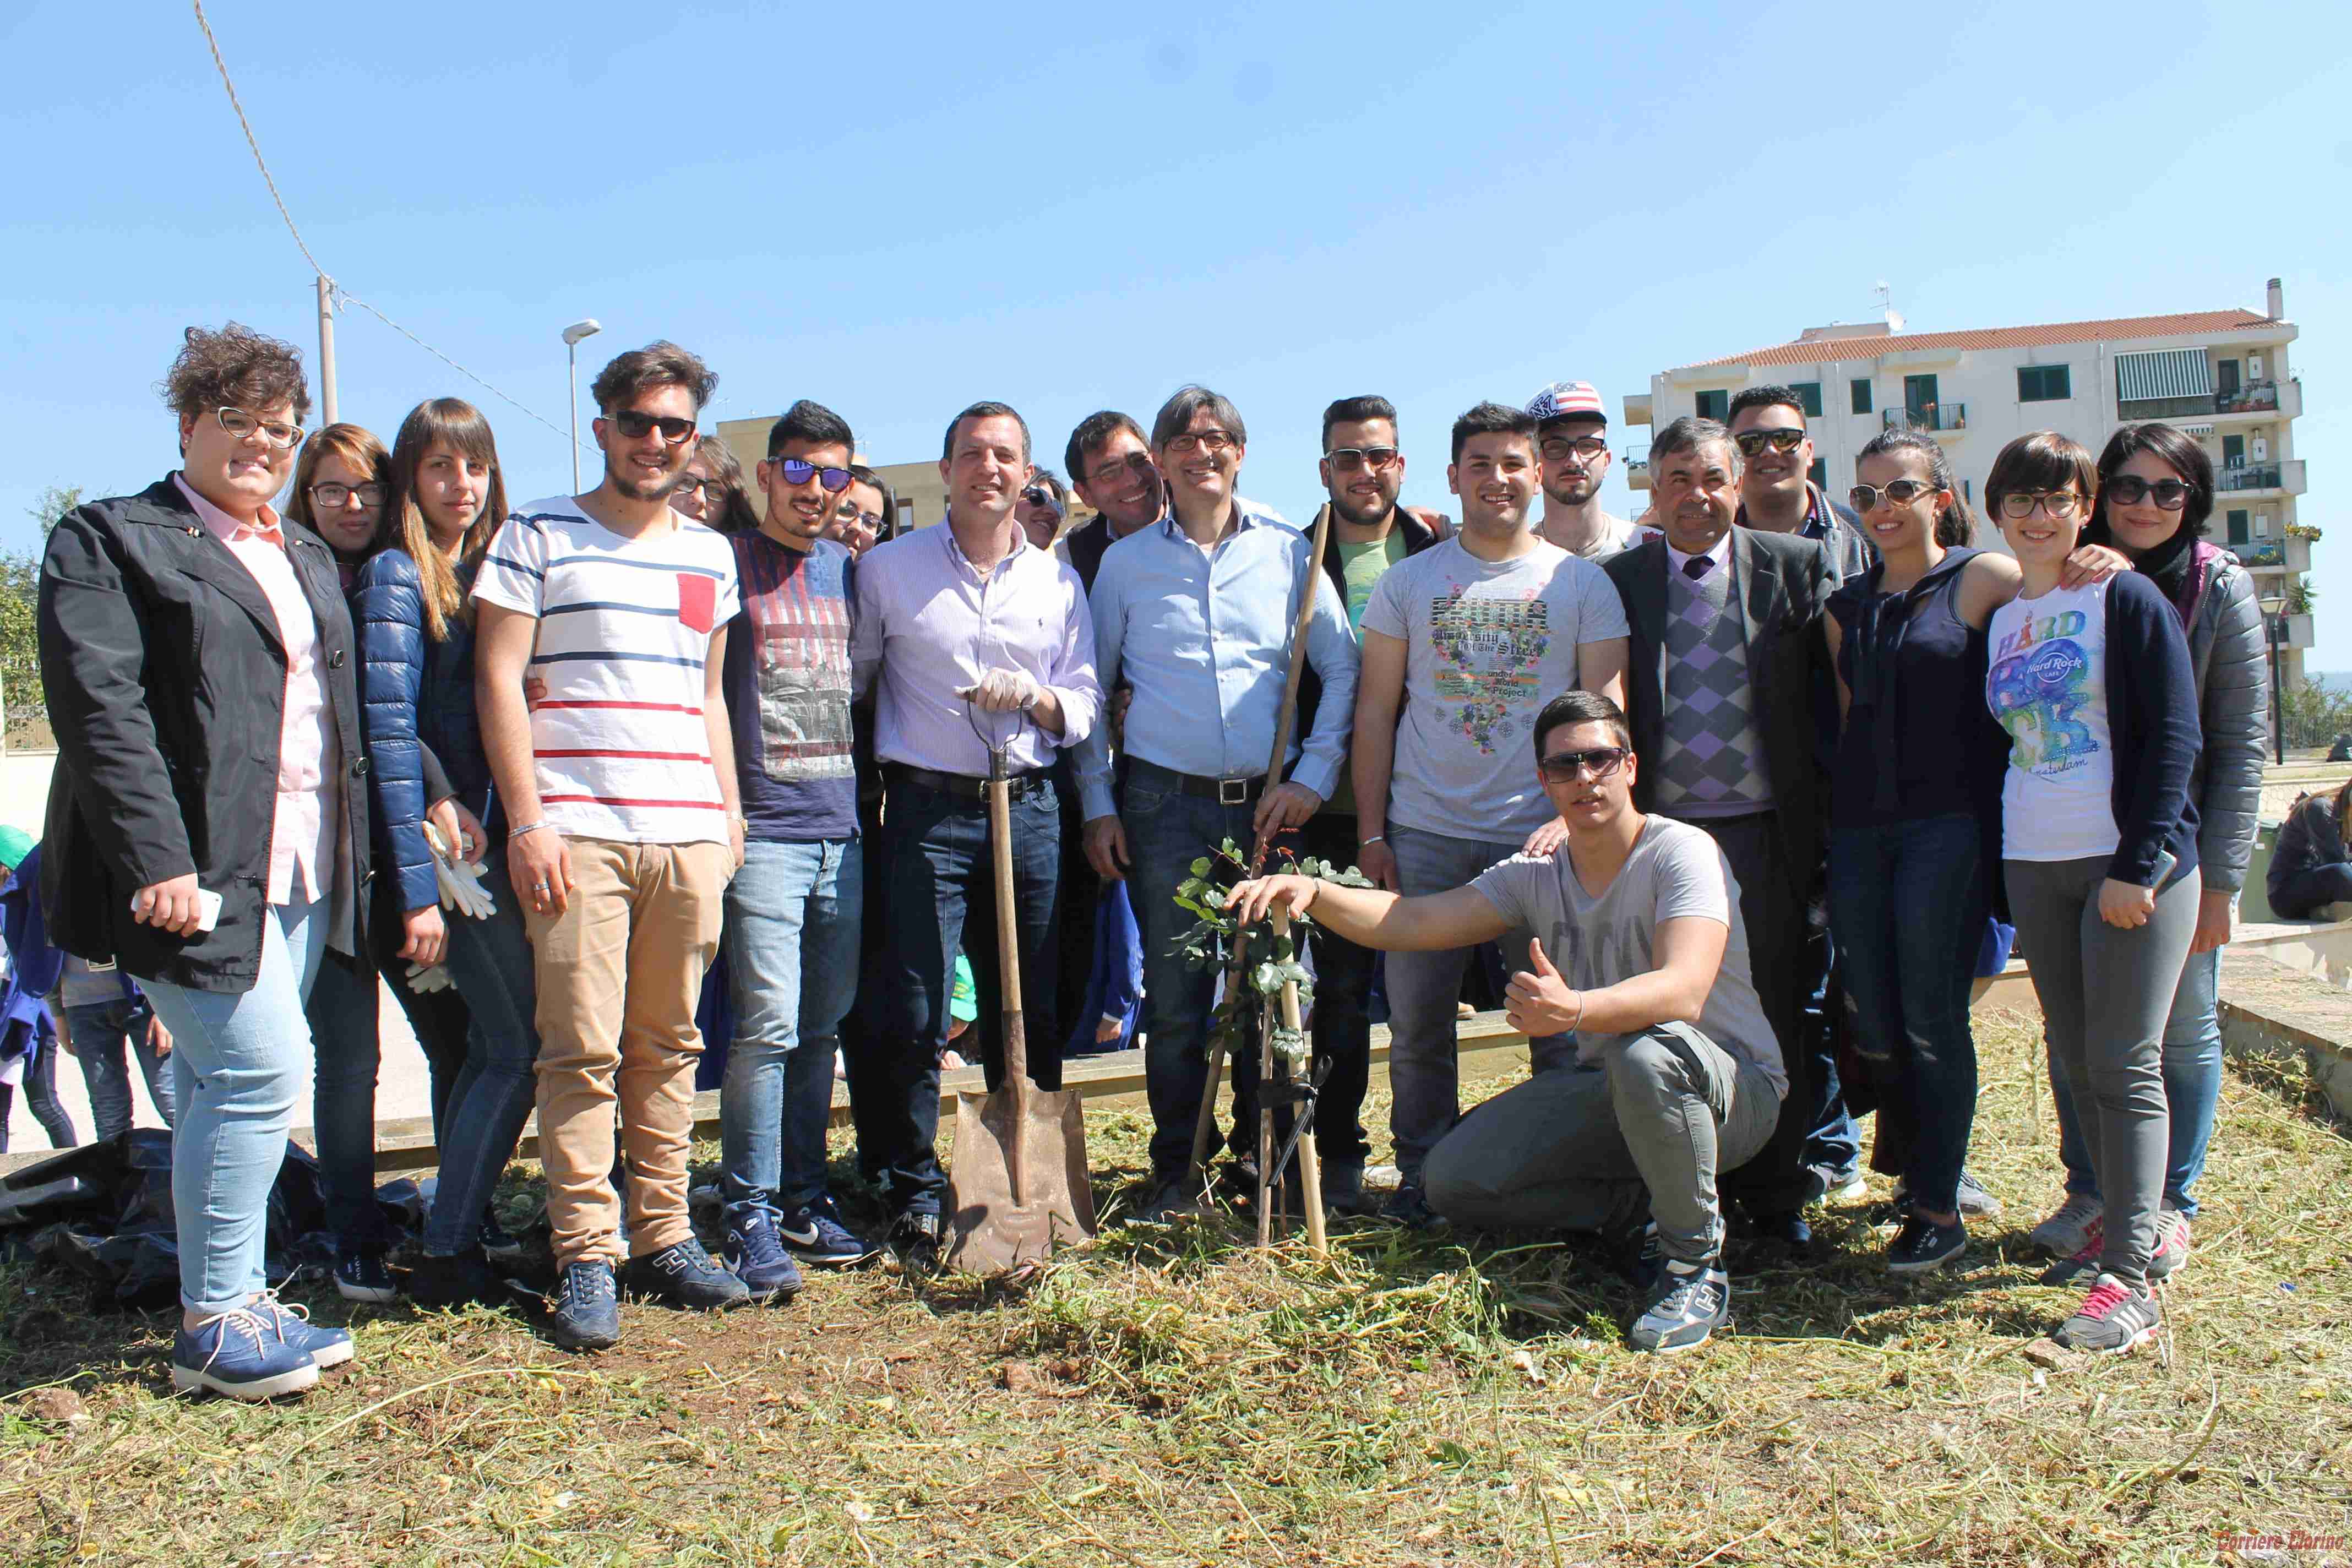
[847,775,1061,1216]
[423,859,543,1255]
[720,837,862,1216]
[1827,813,1985,1217]
[141,894,328,1315]
[2051,944,2222,1218]
[66,995,177,1139]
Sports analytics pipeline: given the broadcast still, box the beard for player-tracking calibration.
[1330,489,1393,527]
[1544,475,1597,508]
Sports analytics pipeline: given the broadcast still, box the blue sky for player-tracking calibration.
[6,1,2347,658]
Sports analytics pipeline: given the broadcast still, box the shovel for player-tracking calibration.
[943,741,1097,1275]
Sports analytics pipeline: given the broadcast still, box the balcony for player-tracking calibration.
[1625,442,1651,491]
[1882,401,1968,435]
[2263,612,2316,652]
[1623,393,1653,426]
[2217,458,2308,497]
[2227,535,2311,573]
[2214,378,2302,423]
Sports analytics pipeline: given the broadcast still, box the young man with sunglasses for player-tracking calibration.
[1227,689,1783,1353]
[1077,385,1359,1221]
[476,341,749,1349]
[709,399,874,1299]
[1726,385,1874,581]
[1354,402,1629,1228]
[1528,382,1641,563]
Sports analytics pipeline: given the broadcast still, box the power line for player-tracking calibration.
[188,0,580,448]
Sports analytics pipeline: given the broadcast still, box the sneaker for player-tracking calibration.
[550,1261,622,1352]
[333,1249,399,1305]
[1321,1160,1380,1218]
[628,1238,753,1310]
[252,1291,355,1370]
[480,1215,529,1264]
[1808,1163,1869,1206]
[1613,1221,1665,1292]
[2052,1272,2160,1355]
[411,1250,501,1310]
[2028,1194,2103,1256]
[1381,1183,1447,1232]
[1895,1169,2001,1218]
[886,1210,943,1279]
[1629,1258,1732,1354]
[1135,1177,1197,1225]
[1886,1213,1967,1275]
[724,1209,805,1301]
[2150,1207,2192,1280]
[172,1306,320,1400]
[778,1196,874,1266]
[2041,1212,2185,1287]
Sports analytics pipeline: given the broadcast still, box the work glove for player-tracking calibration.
[405,961,454,994]
[956,668,1041,713]
[424,821,497,921]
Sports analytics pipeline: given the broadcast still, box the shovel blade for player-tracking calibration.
[942,1084,1097,1276]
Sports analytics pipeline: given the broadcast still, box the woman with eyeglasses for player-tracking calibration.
[829,465,895,560]
[284,423,393,584]
[1982,431,2200,1357]
[675,435,760,534]
[37,324,368,1398]
[1821,429,2018,1275]
[2027,423,2263,1278]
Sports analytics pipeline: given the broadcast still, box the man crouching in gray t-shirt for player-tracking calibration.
[1226,689,1783,1354]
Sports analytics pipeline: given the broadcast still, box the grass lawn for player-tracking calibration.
[2,1010,2348,1566]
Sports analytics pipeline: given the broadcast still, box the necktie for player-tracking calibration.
[1681,554,1712,581]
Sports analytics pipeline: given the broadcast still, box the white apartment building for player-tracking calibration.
[1624,280,2315,684]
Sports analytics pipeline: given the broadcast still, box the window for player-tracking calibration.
[1791,382,1824,418]
[2226,509,2250,545]
[2017,364,2072,402]
[2223,434,2245,470]
[1695,389,1729,421]
[1807,458,1826,491]
[1850,378,1872,415]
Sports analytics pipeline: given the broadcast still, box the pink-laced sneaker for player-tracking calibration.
[2039,1213,2184,1287]
[2052,1272,2160,1355]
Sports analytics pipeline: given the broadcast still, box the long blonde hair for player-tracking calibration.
[386,398,508,641]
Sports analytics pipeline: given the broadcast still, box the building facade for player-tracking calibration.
[1624,280,2316,685]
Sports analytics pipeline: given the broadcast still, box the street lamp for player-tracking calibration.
[562,319,602,493]
[2259,590,2289,765]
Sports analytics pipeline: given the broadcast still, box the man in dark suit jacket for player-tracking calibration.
[1604,416,1834,1243]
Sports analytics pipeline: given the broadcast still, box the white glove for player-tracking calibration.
[423,821,497,921]
[957,668,1041,713]
[405,961,454,994]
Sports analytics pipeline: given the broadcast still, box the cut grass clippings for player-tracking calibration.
[1,1011,2349,1565]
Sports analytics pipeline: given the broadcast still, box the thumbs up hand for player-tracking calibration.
[1504,938,1582,1038]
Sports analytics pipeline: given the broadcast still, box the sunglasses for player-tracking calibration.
[1537,745,1629,783]
[1326,445,1401,471]
[216,406,303,449]
[1848,479,1942,513]
[776,458,853,493]
[2103,475,2193,510]
[1021,484,1065,514]
[1732,428,1807,457]
[308,481,386,509]
[609,409,697,444]
[1539,435,1609,462]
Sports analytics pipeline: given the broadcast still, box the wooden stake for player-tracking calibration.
[1272,912,1326,1257]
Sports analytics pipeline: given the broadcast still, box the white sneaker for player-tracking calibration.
[2028,1194,2102,1256]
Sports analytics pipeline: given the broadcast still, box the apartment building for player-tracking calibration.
[1624,279,2315,684]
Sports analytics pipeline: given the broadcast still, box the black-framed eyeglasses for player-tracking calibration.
[216,406,303,449]
[610,409,697,444]
[1537,745,1629,783]
[1732,428,1806,457]
[1848,479,1941,513]
[1164,430,1237,455]
[2001,491,2083,520]
[2103,475,2193,510]
[308,481,386,509]
[777,458,853,493]
[1326,445,1401,471]
[1087,452,1159,487]
[1539,435,1609,462]
[672,476,711,498]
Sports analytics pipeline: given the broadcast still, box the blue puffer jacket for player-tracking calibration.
[355,550,496,914]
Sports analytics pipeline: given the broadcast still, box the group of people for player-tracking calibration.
[25,318,2263,1400]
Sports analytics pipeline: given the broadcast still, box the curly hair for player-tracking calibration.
[160,322,311,426]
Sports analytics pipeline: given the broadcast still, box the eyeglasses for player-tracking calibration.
[1537,746,1629,783]
[672,476,711,499]
[1731,428,1806,458]
[1539,435,1609,462]
[308,481,386,509]
[2000,491,2083,520]
[837,508,885,530]
[1848,479,1941,513]
[1087,453,1158,487]
[1163,430,1237,455]
[1326,445,1401,471]
[216,406,303,449]
[2103,475,2193,510]
[776,458,853,493]
[610,409,697,445]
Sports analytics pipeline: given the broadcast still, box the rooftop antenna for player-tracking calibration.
[1875,281,1905,334]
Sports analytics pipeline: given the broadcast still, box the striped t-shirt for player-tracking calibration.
[473,498,741,845]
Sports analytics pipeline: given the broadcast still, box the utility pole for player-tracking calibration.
[316,275,339,428]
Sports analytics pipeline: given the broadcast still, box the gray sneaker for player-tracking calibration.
[2051,1273,2160,1355]
[2028,1194,2103,1256]
[1630,1258,1730,1354]
[1894,1169,2000,1217]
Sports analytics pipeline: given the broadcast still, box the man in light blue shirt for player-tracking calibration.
[1077,385,1358,1219]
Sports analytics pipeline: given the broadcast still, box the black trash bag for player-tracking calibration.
[372,1177,427,1233]
[110,1128,177,1233]
[43,1223,182,1310]
[0,1135,139,1228]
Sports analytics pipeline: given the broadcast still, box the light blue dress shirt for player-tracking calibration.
[1074,508,1358,821]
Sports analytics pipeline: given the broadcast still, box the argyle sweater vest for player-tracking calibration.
[1658,556,1773,816]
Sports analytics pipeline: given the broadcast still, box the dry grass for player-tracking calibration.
[2,1011,2349,1566]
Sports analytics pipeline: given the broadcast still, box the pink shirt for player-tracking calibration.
[173,475,338,907]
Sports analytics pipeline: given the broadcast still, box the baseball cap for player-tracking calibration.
[1526,382,1607,426]
[0,825,33,872]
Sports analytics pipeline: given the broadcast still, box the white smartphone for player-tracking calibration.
[130,888,222,933]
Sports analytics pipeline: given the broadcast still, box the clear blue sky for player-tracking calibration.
[7,1,2347,658]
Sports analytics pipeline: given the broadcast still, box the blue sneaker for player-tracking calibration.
[172,1306,320,1400]
[777,1195,874,1267]
[723,1208,805,1300]
[1629,1258,1732,1354]
[551,1260,622,1352]
[253,1291,355,1369]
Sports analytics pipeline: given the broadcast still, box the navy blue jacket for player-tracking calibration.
[355,550,496,914]
[2088,570,2203,888]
